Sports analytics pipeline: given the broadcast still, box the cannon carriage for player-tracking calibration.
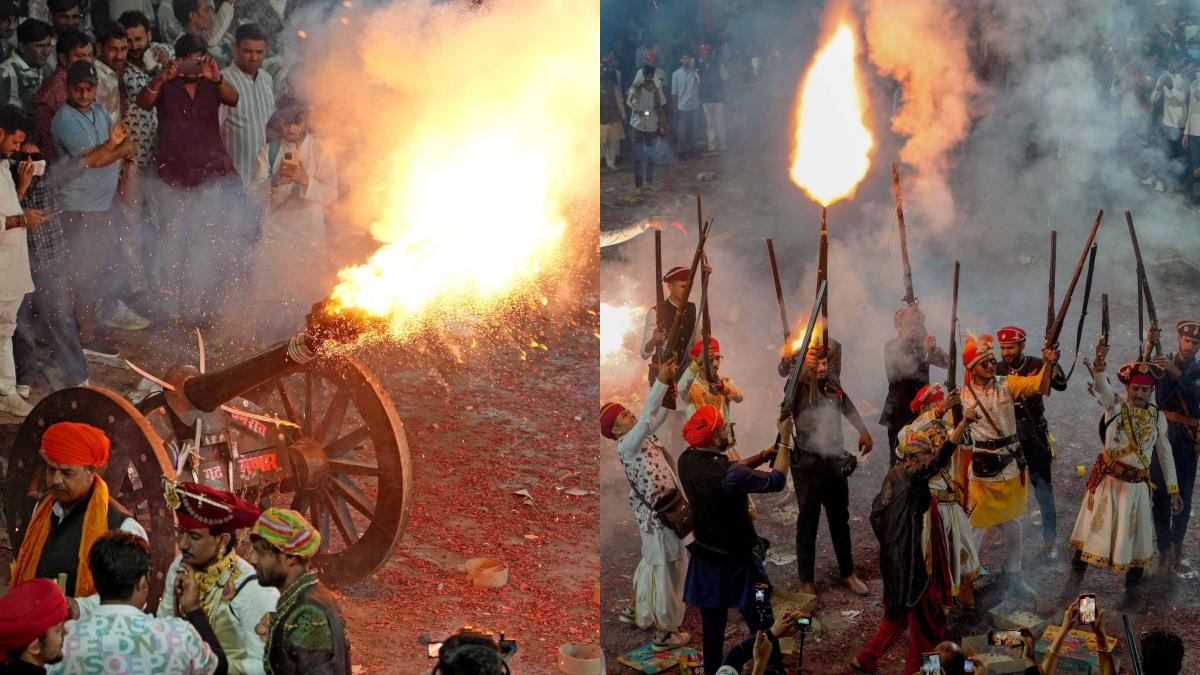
[3,320,411,609]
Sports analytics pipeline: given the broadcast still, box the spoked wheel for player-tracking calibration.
[5,386,175,610]
[140,355,412,586]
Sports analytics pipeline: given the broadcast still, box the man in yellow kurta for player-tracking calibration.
[959,333,1058,599]
[678,337,743,420]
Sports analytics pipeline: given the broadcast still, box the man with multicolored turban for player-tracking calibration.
[249,508,350,675]
[1054,342,1181,613]
[959,333,1058,600]
[879,304,948,467]
[640,265,699,411]
[10,422,146,598]
[0,579,69,673]
[993,324,1068,558]
[677,403,793,675]
[600,358,691,651]
[157,481,279,675]
[896,384,980,608]
[678,337,743,421]
[1149,319,1200,575]
[852,417,972,675]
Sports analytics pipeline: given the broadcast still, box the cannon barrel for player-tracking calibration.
[183,336,311,412]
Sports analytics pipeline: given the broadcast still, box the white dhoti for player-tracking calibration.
[933,501,982,594]
[1068,474,1155,571]
[632,527,688,631]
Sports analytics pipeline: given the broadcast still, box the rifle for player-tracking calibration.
[665,219,712,375]
[1126,211,1160,359]
[700,249,714,387]
[1042,210,1103,394]
[1063,243,1098,383]
[947,261,962,425]
[1047,230,1056,336]
[810,209,829,406]
[1123,614,1143,675]
[782,280,828,422]
[653,230,664,363]
[892,161,916,306]
[1101,293,1110,352]
[767,239,790,343]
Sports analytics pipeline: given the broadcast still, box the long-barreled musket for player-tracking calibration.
[1042,210,1103,394]
[767,239,790,343]
[700,253,714,386]
[653,230,664,364]
[947,261,962,425]
[1126,211,1160,359]
[1101,293,1110,351]
[1047,231,1057,335]
[1063,243,1098,382]
[665,219,711,377]
[1137,272,1145,359]
[810,209,830,406]
[892,161,916,306]
[782,280,828,422]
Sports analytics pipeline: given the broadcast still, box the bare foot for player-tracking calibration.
[840,574,869,597]
[800,582,817,596]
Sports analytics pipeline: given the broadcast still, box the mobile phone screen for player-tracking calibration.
[921,652,941,674]
[1079,594,1096,624]
[427,642,442,658]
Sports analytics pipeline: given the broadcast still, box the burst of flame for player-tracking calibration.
[788,20,874,207]
[787,317,824,355]
[323,3,596,338]
[601,303,641,363]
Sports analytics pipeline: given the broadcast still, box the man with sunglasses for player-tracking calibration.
[959,333,1059,600]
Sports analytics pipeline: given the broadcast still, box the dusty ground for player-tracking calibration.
[600,151,1200,674]
[0,293,600,673]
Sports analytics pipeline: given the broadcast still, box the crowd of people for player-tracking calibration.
[0,420,350,674]
[600,249,1198,674]
[0,0,341,418]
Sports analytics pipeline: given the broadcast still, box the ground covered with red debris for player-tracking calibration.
[600,154,1200,674]
[0,290,600,673]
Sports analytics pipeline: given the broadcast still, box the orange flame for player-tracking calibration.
[787,317,825,355]
[600,303,641,364]
[788,19,874,206]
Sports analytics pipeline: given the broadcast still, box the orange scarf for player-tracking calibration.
[10,475,111,597]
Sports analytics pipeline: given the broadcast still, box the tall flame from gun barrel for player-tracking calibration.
[788,20,874,207]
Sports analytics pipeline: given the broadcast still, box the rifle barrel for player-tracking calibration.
[1125,211,1160,356]
[948,261,961,421]
[767,239,790,341]
[1048,230,1056,334]
[1047,210,1103,347]
[783,280,828,419]
[892,161,915,305]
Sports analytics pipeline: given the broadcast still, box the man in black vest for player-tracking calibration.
[10,422,146,598]
[677,404,792,675]
[879,305,948,466]
[640,265,698,411]
[789,346,873,599]
[994,325,1067,557]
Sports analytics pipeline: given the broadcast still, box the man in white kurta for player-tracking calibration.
[1057,348,1182,613]
[959,333,1056,599]
[899,384,981,607]
[601,359,690,651]
[0,115,35,416]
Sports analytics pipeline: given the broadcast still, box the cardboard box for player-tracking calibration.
[1034,626,1120,675]
[961,635,1027,674]
[617,643,700,674]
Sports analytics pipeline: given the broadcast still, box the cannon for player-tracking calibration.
[3,306,411,608]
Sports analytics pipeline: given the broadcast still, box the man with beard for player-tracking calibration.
[788,345,873,599]
[640,266,698,412]
[678,404,793,675]
[93,22,127,126]
[994,325,1067,558]
[156,481,279,674]
[220,23,274,187]
[1149,320,1200,576]
[10,422,146,597]
[851,418,972,675]
[960,333,1058,599]
[0,580,69,674]
[879,305,948,467]
[32,29,92,164]
[1054,345,1182,613]
[249,508,350,675]
[679,337,742,420]
[601,358,690,650]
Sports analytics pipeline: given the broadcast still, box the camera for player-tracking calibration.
[430,626,517,675]
[795,614,812,632]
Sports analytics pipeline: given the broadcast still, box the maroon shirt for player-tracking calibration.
[154,78,231,187]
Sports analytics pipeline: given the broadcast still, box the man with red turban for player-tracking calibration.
[993,324,1068,559]
[10,422,146,597]
[640,265,699,412]
[0,579,69,672]
[1052,342,1182,613]
[678,337,743,420]
[959,333,1058,601]
[677,404,793,675]
[600,358,691,651]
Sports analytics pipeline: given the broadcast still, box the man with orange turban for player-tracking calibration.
[10,421,146,597]
[959,333,1058,601]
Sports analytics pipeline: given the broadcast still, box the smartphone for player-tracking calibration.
[177,60,203,76]
[921,652,941,674]
[1079,593,1096,625]
[426,642,442,658]
[963,659,975,673]
[988,629,1022,647]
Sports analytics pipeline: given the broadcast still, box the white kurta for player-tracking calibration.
[250,135,339,312]
[1068,372,1178,572]
[158,554,280,675]
[902,410,981,596]
[617,379,688,632]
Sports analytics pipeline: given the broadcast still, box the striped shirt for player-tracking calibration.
[219,64,275,187]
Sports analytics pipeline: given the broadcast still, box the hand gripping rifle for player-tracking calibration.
[1041,210,1103,395]
[1125,211,1161,359]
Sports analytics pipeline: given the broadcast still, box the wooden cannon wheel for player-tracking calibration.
[3,386,176,610]
[139,354,413,587]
